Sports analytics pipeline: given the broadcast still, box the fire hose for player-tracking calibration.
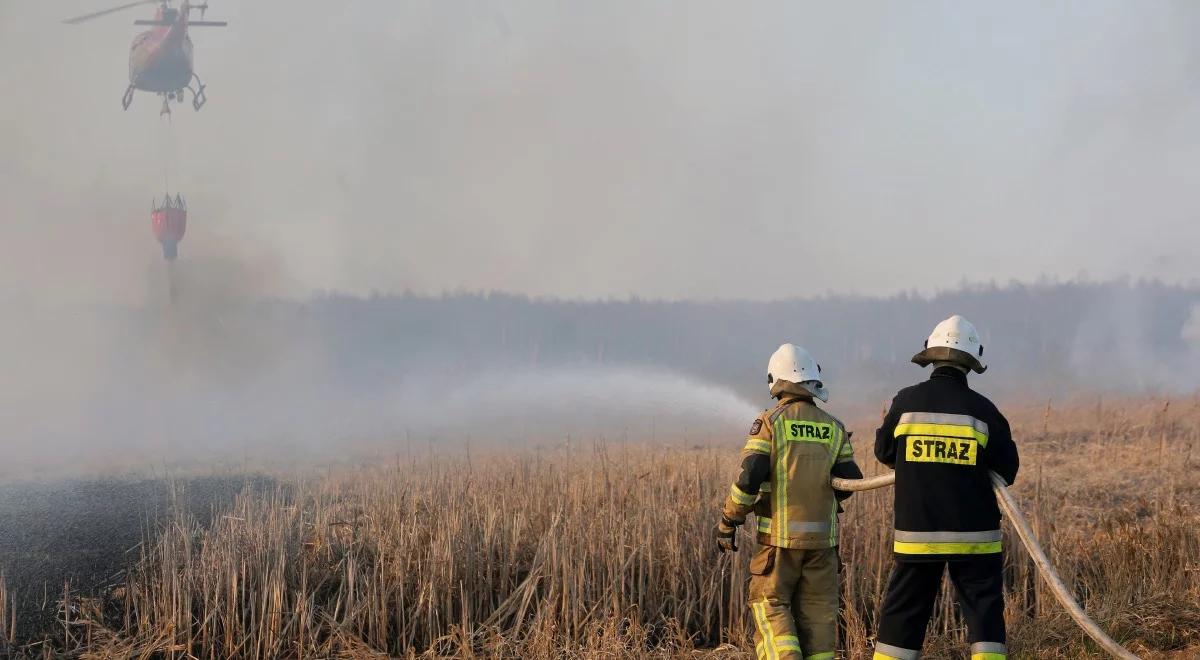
[830,471,1140,660]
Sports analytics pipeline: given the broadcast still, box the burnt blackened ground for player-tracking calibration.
[0,475,272,649]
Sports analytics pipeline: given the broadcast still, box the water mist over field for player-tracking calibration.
[5,273,1200,476]
[0,258,759,476]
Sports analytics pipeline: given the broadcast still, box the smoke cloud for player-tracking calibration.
[3,3,1200,474]
[4,2,1200,302]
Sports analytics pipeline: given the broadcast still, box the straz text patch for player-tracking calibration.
[905,435,977,465]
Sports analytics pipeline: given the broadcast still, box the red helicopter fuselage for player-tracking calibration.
[64,0,225,112]
[129,5,193,93]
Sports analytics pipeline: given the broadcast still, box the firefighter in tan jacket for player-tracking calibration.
[716,344,863,660]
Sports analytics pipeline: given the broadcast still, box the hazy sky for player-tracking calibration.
[3,1,1200,303]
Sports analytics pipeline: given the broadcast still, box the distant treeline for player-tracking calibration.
[262,280,1200,405]
[7,279,1199,460]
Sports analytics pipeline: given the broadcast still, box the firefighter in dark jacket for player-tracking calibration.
[715,344,863,660]
[872,315,1019,660]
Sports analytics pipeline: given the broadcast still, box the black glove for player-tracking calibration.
[715,516,741,553]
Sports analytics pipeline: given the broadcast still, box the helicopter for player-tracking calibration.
[64,1,227,115]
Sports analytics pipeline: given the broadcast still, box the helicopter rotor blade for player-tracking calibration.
[62,0,161,25]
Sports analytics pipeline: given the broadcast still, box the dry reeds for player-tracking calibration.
[52,399,1200,658]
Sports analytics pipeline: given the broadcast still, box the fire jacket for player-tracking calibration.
[722,391,863,549]
[874,366,1020,561]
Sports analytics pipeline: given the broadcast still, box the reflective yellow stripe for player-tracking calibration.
[752,600,778,660]
[873,643,920,660]
[829,425,843,468]
[894,422,988,447]
[730,484,757,506]
[744,438,772,455]
[775,634,801,652]
[754,519,834,539]
[806,652,834,660]
[828,426,842,546]
[894,540,1003,554]
[774,417,787,546]
[829,498,838,546]
[899,412,988,434]
[971,642,1007,657]
[896,530,1000,543]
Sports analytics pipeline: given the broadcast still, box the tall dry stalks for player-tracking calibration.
[52,399,1200,658]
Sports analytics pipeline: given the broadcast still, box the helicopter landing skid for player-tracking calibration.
[189,74,207,111]
[121,85,135,111]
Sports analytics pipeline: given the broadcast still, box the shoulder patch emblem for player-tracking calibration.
[749,419,763,435]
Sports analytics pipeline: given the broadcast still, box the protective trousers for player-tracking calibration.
[873,555,1007,659]
[747,545,838,660]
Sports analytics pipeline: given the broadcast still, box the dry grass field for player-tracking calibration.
[7,397,1200,658]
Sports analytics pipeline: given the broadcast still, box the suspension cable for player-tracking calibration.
[830,471,1141,660]
[159,112,177,194]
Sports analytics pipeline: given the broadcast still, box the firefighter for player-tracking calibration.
[716,344,863,660]
[872,315,1020,660]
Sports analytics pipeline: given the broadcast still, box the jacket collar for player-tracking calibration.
[930,365,969,385]
[771,379,822,404]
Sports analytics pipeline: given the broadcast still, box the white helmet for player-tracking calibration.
[912,314,987,374]
[767,343,828,402]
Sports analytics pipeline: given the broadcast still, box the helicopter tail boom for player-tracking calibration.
[133,19,226,26]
